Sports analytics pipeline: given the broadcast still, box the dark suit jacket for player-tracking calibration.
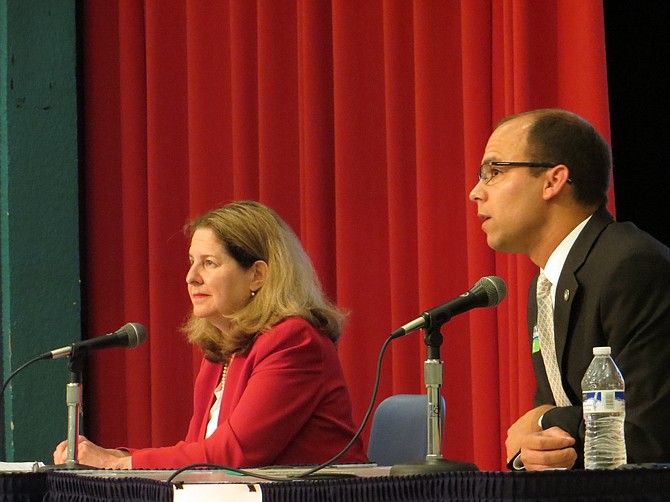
[528,207,670,468]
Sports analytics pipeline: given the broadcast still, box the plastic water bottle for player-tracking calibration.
[581,346,626,469]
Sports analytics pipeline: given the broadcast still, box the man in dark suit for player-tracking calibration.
[469,108,670,470]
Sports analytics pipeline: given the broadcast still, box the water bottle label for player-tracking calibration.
[582,390,624,413]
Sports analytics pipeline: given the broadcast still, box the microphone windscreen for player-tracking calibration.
[478,276,507,307]
[123,323,147,348]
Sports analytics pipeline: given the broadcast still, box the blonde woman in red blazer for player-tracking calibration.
[53,201,366,469]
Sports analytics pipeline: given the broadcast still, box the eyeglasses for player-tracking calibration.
[478,161,558,185]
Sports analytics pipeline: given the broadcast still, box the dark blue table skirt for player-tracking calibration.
[261,468,670,502]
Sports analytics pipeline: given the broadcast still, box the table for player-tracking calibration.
[3,464,670,501]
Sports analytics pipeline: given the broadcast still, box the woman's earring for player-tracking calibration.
[251,291,256,297]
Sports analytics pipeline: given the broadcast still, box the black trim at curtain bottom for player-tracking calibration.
[44,471,172,502]
[260,468,670,502]
[0,472,47,502]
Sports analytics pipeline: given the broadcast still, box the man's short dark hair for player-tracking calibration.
[500,109,611,208]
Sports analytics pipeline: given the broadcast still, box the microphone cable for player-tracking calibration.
[0,355,48,408]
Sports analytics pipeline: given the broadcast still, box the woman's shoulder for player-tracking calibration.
[272,316,314,330]
[249,317,330,355]
[260,316,319,340]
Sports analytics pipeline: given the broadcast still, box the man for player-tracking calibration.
[469,109,670,470]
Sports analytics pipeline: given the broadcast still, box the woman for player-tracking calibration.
[53,201,367,468]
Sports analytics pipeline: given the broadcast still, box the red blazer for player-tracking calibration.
[131,317,367,468]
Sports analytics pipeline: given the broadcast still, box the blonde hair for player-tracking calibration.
[182,200,345,363]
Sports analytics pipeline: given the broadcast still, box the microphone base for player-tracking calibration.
[39,462,99,472]
[390,458,478,476]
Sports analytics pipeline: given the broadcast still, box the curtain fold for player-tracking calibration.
[118,0,151,447]
[80,0,612,470]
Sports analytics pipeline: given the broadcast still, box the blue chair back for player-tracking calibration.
[367,393,446,466]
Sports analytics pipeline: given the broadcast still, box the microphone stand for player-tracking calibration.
[390,319,478,475]
[40,348,95,470]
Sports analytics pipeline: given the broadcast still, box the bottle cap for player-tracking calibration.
[593,346,611,355]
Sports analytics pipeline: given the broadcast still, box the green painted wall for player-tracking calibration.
[1,1,79,462]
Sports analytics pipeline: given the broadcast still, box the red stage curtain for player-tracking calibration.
[80,0,612,470]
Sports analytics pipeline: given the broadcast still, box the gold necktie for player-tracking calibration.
[536,273,571,407]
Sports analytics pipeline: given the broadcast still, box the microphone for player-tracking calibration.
[39,322,147,360]
[391,276,507,339]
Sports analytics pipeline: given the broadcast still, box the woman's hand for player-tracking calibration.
[52,435,132,469]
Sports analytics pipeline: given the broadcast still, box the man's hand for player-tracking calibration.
[506,404,555,460]
[518,427,577,470]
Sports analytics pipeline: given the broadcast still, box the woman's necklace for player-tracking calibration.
[217,353,235,391]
